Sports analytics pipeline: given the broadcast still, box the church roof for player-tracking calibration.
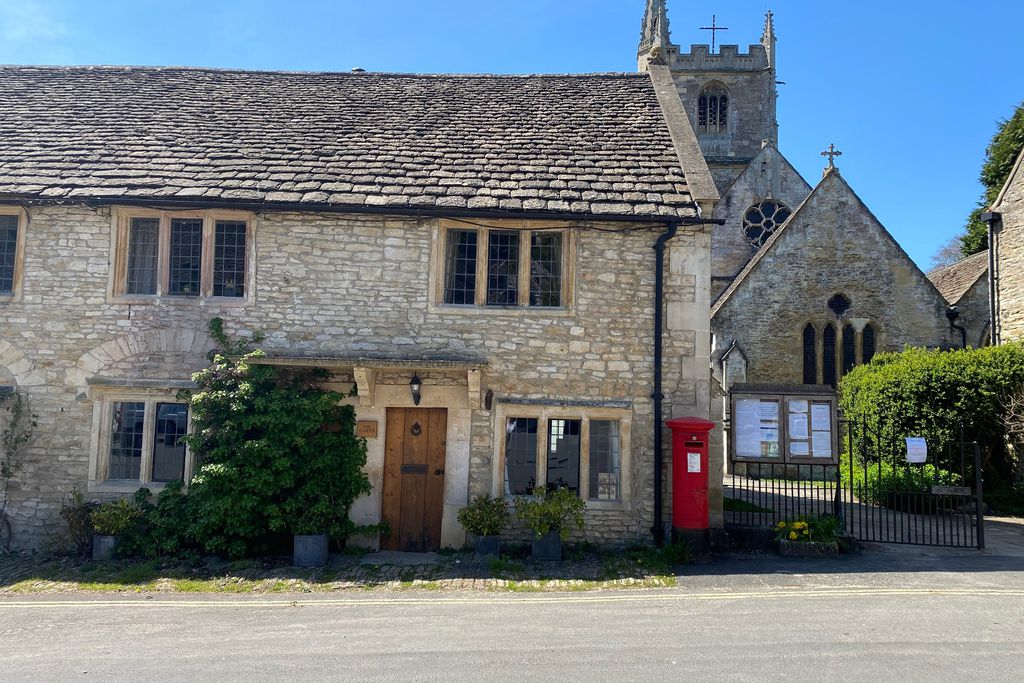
[927,250,989,305]
[0,66,697,219]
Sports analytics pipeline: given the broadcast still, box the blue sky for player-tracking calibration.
[2,0,1023,269]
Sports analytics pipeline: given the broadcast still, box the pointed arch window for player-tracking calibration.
[842,325,857,376]
[822,324,837,388]
[697,84,729,134]
[862,324,877,364]
[802,324,817,384]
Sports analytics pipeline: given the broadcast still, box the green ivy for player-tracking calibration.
[179,319,371,558]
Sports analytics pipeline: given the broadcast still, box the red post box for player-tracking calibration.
[665,416,716,552]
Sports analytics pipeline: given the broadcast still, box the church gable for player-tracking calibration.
[712,169,954,385]
[711,143,812,292]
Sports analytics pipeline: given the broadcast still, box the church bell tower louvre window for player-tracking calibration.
[743,199,791,249]
[697,83,729,134]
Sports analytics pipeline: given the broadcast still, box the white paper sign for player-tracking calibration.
[735,399,763,458]
[812,431,833,458]
[788,413,809,439]
[811,403,831,431]
[790,441,810,456]
[906,437,928,464]
[687,452,701,473]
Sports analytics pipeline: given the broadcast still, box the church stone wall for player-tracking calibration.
[711,146,812,296]
[954,276,992,348]
[711,172,954,386]
[997,170,1024,341]
[0,203,711,550]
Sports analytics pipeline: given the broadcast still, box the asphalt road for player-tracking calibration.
[2,578,1023,682]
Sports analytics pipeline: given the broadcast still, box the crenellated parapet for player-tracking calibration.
[671,44,770,72]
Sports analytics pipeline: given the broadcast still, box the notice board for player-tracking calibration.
[730,386,838,464]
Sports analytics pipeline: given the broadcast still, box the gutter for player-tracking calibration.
[0,194,712,227]
[651,220,678,547]
[981,211,1001,345]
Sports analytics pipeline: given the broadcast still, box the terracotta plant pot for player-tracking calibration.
[293,534,330,567]
[532,531,562,561]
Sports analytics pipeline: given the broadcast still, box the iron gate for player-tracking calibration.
[725,423,985,549]
[843,422,984,549]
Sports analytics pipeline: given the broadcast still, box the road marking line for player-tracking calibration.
[1,587,1023,608]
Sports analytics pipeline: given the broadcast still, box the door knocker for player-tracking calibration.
[410,422,422,437]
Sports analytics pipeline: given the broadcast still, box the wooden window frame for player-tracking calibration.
[491,402,631,510]
[0,206,28,304]
[431,220,575,315]
[88,387,195,493]
[730,390,839,465]
[109,208,255,306]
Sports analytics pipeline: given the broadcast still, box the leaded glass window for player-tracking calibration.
[504,418,538,495]
[126,217,159,295]
[803,324,817,385]
[152,403,188,483]
[546,418,581,493]
[822,323,837,388]
[444,229,478,305]
[486,231,519,305]
[743,199,791,249]
[589,420,620,501]
[213,221,247,298]
[863,324,877,364]
[698,84,729,134]
[0,214,18,294]
[168,218,203,296]
[109,402,146,480]
[530,232,562,308]
[842,324,856,376]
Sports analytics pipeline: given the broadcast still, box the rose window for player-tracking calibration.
[743,199,792,249]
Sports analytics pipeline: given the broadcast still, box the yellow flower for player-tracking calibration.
[803,530,810,536]
[776,522,785,529]
[789,531,798,540]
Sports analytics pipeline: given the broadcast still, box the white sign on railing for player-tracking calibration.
[905,437,928,464]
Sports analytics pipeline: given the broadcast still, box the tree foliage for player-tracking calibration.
[180,319,371,558]
[1,392,36,551]
[840,344,1024,483]
[962,101,1024,257]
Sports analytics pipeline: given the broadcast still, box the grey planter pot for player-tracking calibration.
[776,539,839,558]
[474,535,501,558]
[293,534,330,567]
[532,531,562,561]
[92,535,118,561]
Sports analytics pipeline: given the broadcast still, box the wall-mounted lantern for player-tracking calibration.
[409,373,422,406]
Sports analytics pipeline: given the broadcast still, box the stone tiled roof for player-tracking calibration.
[0,66,697,219]
[928,250,989,305]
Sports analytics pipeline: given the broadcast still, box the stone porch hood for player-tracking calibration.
[245,355,487,410]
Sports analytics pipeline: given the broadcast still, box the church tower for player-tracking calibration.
[639,2,780,193]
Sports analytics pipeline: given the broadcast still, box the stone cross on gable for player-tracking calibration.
[821,144,843,170]
[699,14,729,52]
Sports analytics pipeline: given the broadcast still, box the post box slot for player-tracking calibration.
[685,441,703,448]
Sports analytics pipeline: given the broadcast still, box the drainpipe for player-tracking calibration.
[981,211,1001,346]
[651,220,678,547]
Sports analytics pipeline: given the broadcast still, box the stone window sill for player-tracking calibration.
[108,295,249,308]
[88,481,177,495]
[431,304,573,318]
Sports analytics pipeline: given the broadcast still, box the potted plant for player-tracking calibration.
[774,514,841,558]
[89,499,141,561]
[457,494,510,558]
[514,486,585,561]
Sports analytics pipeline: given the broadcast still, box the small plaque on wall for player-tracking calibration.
[356,421,379,438]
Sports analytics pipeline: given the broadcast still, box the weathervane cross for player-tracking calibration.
[699,14,729,52]
[821,143,843,169]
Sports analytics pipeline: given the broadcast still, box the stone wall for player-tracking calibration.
[997,167,1024,341]
[0,204,712,550]
[953,276,992,348]
[711,170,954,386]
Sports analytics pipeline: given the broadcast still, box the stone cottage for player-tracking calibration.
[0,66,719,551]
[988,147,1024,343]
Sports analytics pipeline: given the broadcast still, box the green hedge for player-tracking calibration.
[839,343,1024,485]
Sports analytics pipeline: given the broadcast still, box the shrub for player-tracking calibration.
[841,458,959,511]
[181,319,371,558]
[986,483,1024,517]
[514,487,585,541]
[118,484,195,559]
[457,494,511,537]
[90,499,142,536]
[840,344,1024,484]
[57,489,96,557]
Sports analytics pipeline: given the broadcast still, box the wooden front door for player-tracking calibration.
[381,408,447,552]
